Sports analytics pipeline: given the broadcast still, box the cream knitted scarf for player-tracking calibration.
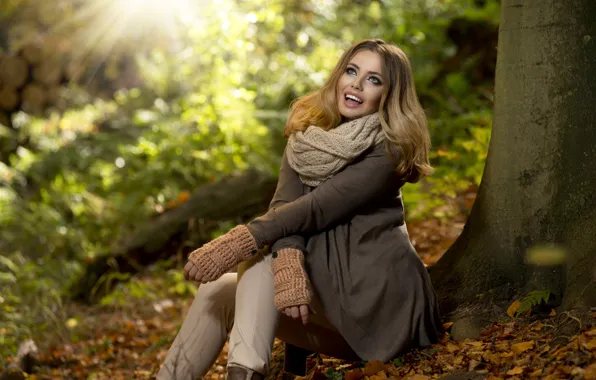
[286,113,385,186]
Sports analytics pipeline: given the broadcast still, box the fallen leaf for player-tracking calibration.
[506,366,524,375]
[468,359,481,371]
[585,338,596,350]
[570,367,585,376]
[511,340,534,354]
[344,369,364,380]
[363,360,386,376]
[507,300,521,318]
[369,372,388,380]
[442,322,454,330]
[531,323,544,331]
[584,363,596,380]
[529,368,543,377]
[445,343,460,353]
[406,376,430,380]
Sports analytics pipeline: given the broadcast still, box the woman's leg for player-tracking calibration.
[158,254,356,379]
[231,253,358,372]
[227,254,280,376]
[156,273,237,380]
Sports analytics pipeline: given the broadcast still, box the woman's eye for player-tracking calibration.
[346,67,357,75]
[369,76,381,85]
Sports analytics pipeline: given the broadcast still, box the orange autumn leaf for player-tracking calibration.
[370,372,388,380]
[445,342,460,353]
[511,340,534,354]
[344,369,365,380]
[529,368,543,377]
[585,338,596,350]
[585,363,596,380]
[363,360,387,376]
[177,190,190,203]
[507,300,521,318]
[506,366,524,375]
[442,321,454,330]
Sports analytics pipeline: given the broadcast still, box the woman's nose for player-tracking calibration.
[350,79,362,90]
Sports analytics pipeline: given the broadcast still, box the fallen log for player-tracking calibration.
[70,169,278,303]
[0,54,29,90]
[0,87,19,111]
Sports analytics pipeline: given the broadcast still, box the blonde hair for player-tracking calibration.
[284,39,433,183]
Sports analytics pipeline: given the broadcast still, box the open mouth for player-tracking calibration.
[345,93,363,104]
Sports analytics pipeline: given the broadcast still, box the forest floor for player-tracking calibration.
[3,190,596,379]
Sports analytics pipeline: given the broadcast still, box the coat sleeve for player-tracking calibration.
[267,148,307,253]
[247,144,400,247]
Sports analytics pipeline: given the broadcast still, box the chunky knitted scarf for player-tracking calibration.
[286,113,385,186]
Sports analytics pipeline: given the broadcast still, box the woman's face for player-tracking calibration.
[336,50,386,121]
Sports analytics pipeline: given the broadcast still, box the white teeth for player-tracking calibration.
[345,94,363,103]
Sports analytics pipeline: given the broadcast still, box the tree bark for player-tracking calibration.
[431,0,596,332]
[70,170,277,303]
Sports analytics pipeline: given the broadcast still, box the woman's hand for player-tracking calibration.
[284,305,312,325]
[272,248,313,325]
[184,225,258,283]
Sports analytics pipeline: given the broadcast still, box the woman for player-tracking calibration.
[157,38,442,380]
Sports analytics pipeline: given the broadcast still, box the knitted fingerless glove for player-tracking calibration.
[272,248,312,310]
[188,225,258,283]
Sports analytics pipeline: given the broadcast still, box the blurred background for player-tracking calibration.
[0,0,499,375]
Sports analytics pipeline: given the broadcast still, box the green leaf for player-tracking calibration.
[0,256,18,273]
[516,289,551,316]
[0,272,17,283]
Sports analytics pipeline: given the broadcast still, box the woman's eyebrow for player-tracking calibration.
[348,63,383,77]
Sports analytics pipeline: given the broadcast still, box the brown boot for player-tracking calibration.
[226,366,264,380]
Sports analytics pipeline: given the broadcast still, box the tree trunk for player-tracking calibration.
[431,0,596,336]
[431,0,596,334]
[70,170,277,303]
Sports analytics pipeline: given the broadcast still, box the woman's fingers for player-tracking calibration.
[299,304,309,325]
[283,305,311,325]
[187,263,200,283]
[183,261,194,280]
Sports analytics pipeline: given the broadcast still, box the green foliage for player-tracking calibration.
[325,367,344,380]
[0,253,70,362]
[99,266,197,307]
[517,290,551,317]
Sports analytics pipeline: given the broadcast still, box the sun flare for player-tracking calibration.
[62,0,202,61]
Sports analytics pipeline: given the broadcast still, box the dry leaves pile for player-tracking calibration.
[13,302,594,379]
[286,317,596,380]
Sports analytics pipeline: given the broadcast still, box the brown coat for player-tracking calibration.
[247,143,442,361]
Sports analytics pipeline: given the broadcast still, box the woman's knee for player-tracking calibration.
[238,254,274,284]
[191,274,237,321]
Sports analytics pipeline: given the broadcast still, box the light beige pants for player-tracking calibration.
[156,254,357,380]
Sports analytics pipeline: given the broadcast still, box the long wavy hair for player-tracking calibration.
[283,39,433,183]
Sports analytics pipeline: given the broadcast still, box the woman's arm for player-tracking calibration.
[268,148,307,253]
[247,144,400,247]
